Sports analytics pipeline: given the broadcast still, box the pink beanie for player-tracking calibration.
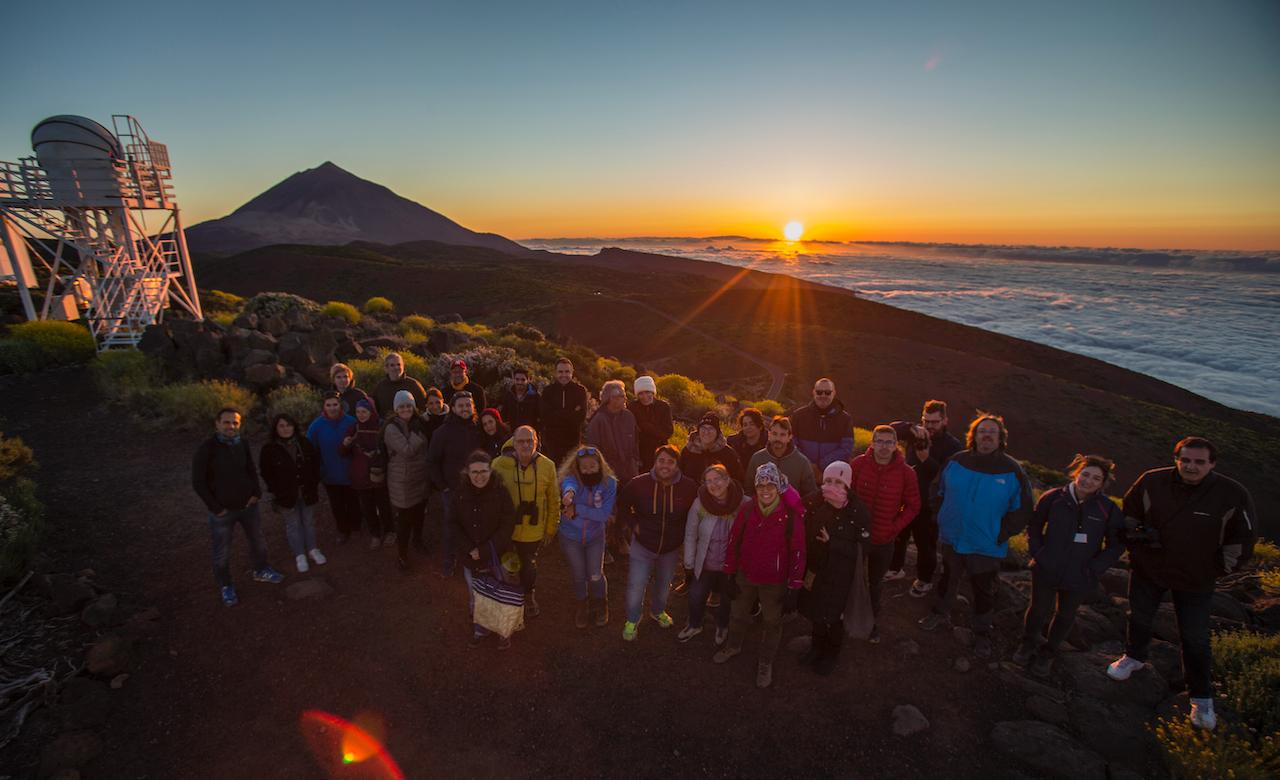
[823,461,853,488]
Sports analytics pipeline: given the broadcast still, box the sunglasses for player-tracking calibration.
[577,446,599,457]
[814,390,833,396]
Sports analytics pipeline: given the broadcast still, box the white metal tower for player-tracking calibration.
[0,114,202,348]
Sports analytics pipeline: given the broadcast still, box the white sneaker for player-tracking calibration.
[909,579,933,598]
[308,549,327,565]
[295,554,309,573]
[715,626,728,646]
[1190,698,1217,730]
[882,569,907,582]
[676,625,703,642]
[1107,654,1145,681]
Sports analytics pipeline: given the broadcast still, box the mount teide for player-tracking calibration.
[185,161,527,255]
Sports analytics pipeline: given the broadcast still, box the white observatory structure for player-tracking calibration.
[0,115,202,348]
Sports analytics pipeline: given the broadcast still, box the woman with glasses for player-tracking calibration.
[679,464,748,645]
[557,445,618,628]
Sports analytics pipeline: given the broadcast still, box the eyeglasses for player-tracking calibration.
[814,390,833,396]
[577,446,599,457]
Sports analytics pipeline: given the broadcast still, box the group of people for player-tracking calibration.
[192,354,1258,726]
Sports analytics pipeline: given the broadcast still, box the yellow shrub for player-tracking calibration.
[1254,540,1280,568]
[92,350,159,402]
[6,321,96,366]
[363,296,394,314]
[151,380,256,432]
[655,373,716,420]
[349,348,432,392]
[398,315,435,335]
[321,301,362,324]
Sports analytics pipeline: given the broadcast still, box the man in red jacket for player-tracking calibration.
[848,425,921,641]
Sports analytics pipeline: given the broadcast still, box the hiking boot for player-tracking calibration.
[574,600,590,629]
[1029,651,1053,678]
[220,585,238,607]
[369,536,382,551]
[974,634,993,659]
[622,621,639,642]
[525,592,540,619]
[677,625,703,642]
[909,579,933,598]
[918,612,951,632]
[756,662,774,688]
[1012,640,1037,666]
[650,611,674,629]
[882,568,907,582]
[295,554,310,574]
[252,566,285,584]
[1107,654,1145,681]
[713,645,741,664]
[1190,698,1217,731]
[714,626,728,646]
[594,599,610,627]
[868,625,881,645]
[308,549,327,565]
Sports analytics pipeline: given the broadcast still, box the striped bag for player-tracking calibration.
[472,571,526,639]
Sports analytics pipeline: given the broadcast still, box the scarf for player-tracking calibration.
[699,479,744,517]
[216,433,241,446]
[758,494,781,517]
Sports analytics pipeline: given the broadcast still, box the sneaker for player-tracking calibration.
[622,621,639,641]
[1012,640,1037,666]
[918,612,951,632]
[220,585,238,607]
[868,625,881,644]
[909,579,933,598]
[677,625,703,642]
[974,635,993,659]
[1029,652,1053,678]
[369,536,382,551]
[714,626,728,646]
[1190,698,1217,730]
[1107,654,1145,681]
[882,569,907,583]
[295,554,310,574]
[713,645,741,664]
[252,567,285,584]
[650,611,674,629]
[497,635,511,651]
[525,592,540,619]
[756,662,774,688]
[308,549,327,565]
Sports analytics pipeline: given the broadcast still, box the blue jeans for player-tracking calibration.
[626,542,679,623]
[281,501,318,556]
[559,533,607,600]
[208,505,268,587]
[461,566,489,638]
[688,568,732,630]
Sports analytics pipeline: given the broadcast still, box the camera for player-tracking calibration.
[1122,516,1161,548]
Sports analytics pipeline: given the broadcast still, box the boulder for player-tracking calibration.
[39,731,104,777]
[283,307,315,332]
[301,363,333,386]
[241,348,276,367]
[245,329,278,352]
[427,327,468,354]
[286,578,335,600]
[260,315,289,336]
[1151,604,1179,643]
[231,312,259,330]
[953,657,971,673]
[1025,694,1068,725]
[85,635,132,677]
[994,668,1067,703]
[48,574,94,615]
[1254,599,1280,629]
[952,626,975,647]
[438,313,464,323]
[1209,591,1250,623]
[891,704,930,736]
[1056,651,1166,708]
[785,635,812,654]
[1066,696,1153,766]
[359,335,407,351]
[137,323,177,362]
[80,593,118,628]
[1146,640,1184,690]
[334,335,364,360]
[989,720,1106,780]
[1065,606,1118,650]
[244,363,286,389]
[1099,568,1129,598]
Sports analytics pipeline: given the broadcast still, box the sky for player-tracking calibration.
[3,1,1278,248]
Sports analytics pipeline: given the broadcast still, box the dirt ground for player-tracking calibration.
[9,367,1042,779]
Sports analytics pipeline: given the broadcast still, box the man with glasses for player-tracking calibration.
[887,400,963,595]
[790,378,854,473]
[1106,436,1257,731]
[426,391,488,577]
[492,425,560,618]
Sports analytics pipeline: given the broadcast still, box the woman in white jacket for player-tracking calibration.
[678,464,749,645]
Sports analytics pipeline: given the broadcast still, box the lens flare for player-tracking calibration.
[783,221,804,242]
[300,710,404,779]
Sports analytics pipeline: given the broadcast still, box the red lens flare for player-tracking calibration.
[299,710,405,780]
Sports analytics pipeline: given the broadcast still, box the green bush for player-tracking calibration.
[432,346,522,394]
[0,434,35,482]
[670,422,690,453]
[363,296,394,314]
[398,315,435,335]
[1214,630,1280,736]
[596,357,637,387]
[655,373,716,420]
[92,350,159,402]
[6,321,96,367]
[498,322,545,341]
[147,380,256,432]
[208,311,236,328]
[265,384,324,428]
[853,426,874,453]
[243,292,321,319]
[0,339,42,375]
[203,289,245,311]
[1022,460,1071,489]
[1154,717,1280,779]
[0,434,42,582]
[321,301,362,324]
[350,348,433,393]
[744,399,786,419]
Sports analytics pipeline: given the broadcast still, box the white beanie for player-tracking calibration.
[634,376,657,395]
[823,461,853,488]
[393,390,416,410]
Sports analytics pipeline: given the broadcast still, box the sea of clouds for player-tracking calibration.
[522,237,1280,418]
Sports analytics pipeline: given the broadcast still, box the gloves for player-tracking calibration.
[783,587,800,614]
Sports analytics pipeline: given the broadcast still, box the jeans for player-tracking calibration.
[865,541,894,618]
[1022,569,1087,653]
[726,573,785,662]
[559,533,607,600]
[393,501,426,561]
[323,483,361,535]
[208,505,268,587]
[933,544,999,634]
[280,501,317,556]
[891,509,938,582]
[514,540,541,595]
[1125,570,1214,698]
[687,568,731,630]
[625,542,679,623]
[461,566,489,638]
[438,489,456,573]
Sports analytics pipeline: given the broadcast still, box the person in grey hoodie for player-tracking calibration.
[745,416,818,500]
[585,380,640,482]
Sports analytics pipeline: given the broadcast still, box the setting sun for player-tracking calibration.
[783,221,804,242]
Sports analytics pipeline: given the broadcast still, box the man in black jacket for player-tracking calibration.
[540,357,588,466]
[497,365,541,435]
[887,399,963,596]
[191,408,284,607]
[1106,436,1257,732]
[373,352,427,415]
[442,358,487,411]
[426,391,489,577]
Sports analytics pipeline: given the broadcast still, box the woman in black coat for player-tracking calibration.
[452,451,518,648]
[259,413,326,573]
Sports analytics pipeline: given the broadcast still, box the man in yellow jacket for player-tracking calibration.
[492,425,560,618]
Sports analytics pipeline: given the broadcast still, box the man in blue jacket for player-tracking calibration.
[917,413,1032,659]
[789,378,854,473]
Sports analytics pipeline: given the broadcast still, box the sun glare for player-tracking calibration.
[783,221,805,242]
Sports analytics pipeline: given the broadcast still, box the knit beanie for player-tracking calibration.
[634,376,657,395]
[481,407,503,423]
[393,390,415,410]
[698,411,720,433]
[356,399,375,414]
[822,461,853,489]
[754,462,789,491]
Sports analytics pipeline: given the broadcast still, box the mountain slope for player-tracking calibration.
[186,162,528,255]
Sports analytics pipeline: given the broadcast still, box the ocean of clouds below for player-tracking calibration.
[522,237,1280,418]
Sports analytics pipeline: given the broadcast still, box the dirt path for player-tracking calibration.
[7,368,1033,779]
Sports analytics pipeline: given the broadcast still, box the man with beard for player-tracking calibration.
[887,400,963,596]
[443,358,487,412]
[540,357,589,466]
[497,365,541,435]
[790,378,854,472]
[745,416,819,500]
